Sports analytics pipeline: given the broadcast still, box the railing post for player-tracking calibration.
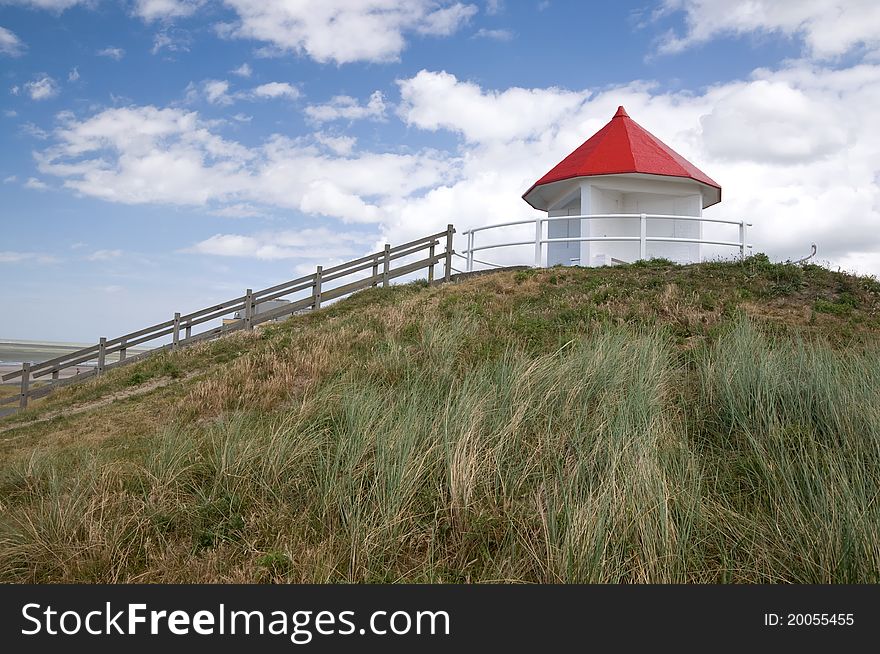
[640,213,647,260]
[534,217,542,268]
[244,288,254,329]
[467,231,475,272]
[19,362,30,409]
[97,337,106,375]
[51,369,59,380]
[172,312,181,348]
[185,322,191,340]
[444,224,454,281]
[382,244,390,287]
[119,338,127,362]
[314,266,323,309]
[739,221,747,259]
[428,242,435,283]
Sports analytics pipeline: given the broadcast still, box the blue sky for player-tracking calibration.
[1,0,879,341]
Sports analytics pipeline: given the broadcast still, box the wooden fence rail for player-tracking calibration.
[1,225,456,412]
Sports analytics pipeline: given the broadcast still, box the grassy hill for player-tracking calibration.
[1,254,880,583]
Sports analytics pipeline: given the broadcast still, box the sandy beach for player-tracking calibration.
[0,340,150,384]
[0,363,94,384]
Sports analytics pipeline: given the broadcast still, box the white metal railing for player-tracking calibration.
[459,213,753,271]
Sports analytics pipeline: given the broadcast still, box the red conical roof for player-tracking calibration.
[523,106,721,209]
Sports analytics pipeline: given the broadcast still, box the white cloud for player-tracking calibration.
[397,69,586,142]
[700,79,850,163]
[24,75,58,100]
[473,27,513,41]
[0,251,55,263]
[1,0,85,9]
[656,0,880,59]
[209,203,264,218]
[485,0,504,15]
[38,105,253,205]
[314,132,357,156]
[3,175,17,183]
[0,26,25,56]
[230,62,252,77]
[219,0,479,64]
[305,91,386,123]
[193,79,300,104]
[186,228,374,260]
[37,105,450,222]
[251,82,299,100]
[24,176,48,190]
[203,79,232,105]
[87,249,123,261]
[21,122,49,139]
[134,0,203,22]
[68,67,80,82]
[416,2,478,35]
[151,29,191,54]
[0,251,30,263]
[97,46,125,60]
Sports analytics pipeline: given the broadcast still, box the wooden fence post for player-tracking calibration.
[97,337,106,375]
[314,266,323,310]
[185,322,192,340]
[172,312,181,348]
[244,289,254,330]
[52,369,59,380]
[428,241,435,283]
[444,224,454,282]
[382,244,391,288]
[372,255,379,287]
[19,362,30,409]
[119,339,127,362]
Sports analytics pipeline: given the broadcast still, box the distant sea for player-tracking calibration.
[0,339,151,366]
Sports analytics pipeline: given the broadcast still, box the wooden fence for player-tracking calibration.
[1,225,455,412]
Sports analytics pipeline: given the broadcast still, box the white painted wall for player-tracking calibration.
[584,186,640,265]
[640,193,702,263]
[547,196,581,266]
[544,175,707,267]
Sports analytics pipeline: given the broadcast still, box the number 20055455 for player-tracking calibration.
[764,613,854,626]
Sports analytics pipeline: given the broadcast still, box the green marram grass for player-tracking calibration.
[0,256,879,582]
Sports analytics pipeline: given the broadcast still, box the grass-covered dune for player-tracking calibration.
[1,255,880,583]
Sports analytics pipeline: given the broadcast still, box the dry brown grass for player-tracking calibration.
[0,386,19,401]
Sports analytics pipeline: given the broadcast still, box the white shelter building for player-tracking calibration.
[460,107,749,272]
[523,106,721,266]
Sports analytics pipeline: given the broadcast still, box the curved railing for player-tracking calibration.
[458,213,752,272]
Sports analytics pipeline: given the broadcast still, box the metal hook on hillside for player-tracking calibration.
[792,244,817,265]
